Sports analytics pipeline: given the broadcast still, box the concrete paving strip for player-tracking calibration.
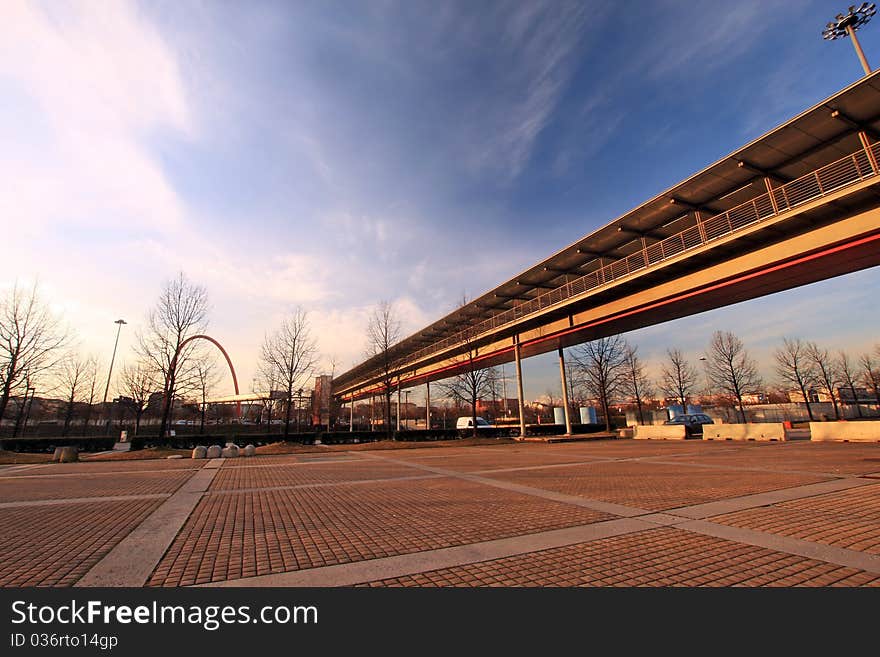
[468,459,614,475]
[201,517,656,587]
[0,493,170,509]
[75,467,220,587]
[636,513,693,526]
[206,473,444,496]
[470,458,852,480]
[678,519,880,574]
[357,451,651,518]
[666,477,877,520]
[620,458,859,480]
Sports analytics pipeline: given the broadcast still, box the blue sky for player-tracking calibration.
[2,0,879,401]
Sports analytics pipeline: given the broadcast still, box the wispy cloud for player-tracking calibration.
[458,2,601,181]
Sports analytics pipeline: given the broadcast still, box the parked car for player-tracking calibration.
[664,413,715,436]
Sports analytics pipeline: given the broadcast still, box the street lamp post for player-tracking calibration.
[824,3,876,75]
[102,319,126,433]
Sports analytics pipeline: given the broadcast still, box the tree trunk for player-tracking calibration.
[12,397,25,437]
[830,391,840,420]
[62,396,75,436]
[384,391,393,440]
[799,382,814,420]
[471,394,478,439]
[636,398,644,425]
[82,405,92,436]
[284,392,292,439]
[849,383,863,418]
[0,382,12,426]
[601,393,611,432]
[158,370,176,439]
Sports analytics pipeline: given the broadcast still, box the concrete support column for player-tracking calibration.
[370,396,374,432]
[396,383,401,431]
[349,396,354,432]
[558,347,572,436]
[426,381,431,430]
[514,337,526,439]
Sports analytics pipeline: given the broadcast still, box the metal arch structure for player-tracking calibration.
[168,334,241,418]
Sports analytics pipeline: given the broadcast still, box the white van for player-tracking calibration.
[456,416,492,429]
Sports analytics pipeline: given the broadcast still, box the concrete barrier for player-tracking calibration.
[809,421,880,443]
[702,423,787,442]
[633,425,687,440]
[57,446,79,463]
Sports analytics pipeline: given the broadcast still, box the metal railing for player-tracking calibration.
[387,143,880,377]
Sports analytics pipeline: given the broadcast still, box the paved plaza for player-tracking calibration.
[1,439,880,587]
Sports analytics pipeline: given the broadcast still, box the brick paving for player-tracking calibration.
[360,527,880,587]
[1,439,879,587]
[2,459,203,475]
[390,450,607,472]
[481,460,830,511]
[669,442,880,475]
[209,460,427,490]
[0,499,164,586]
[711,482,880,555]
[149,477,612,586]
[0,470,195,501]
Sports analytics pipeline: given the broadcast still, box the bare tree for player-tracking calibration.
[485,366,502,422]
[570,336,628,432]
[365,301,401,440]
[837,351,863,418]
[774,338,818,421]
[805,341,840,420]
[621,344,653,425]
[260,308,318,439]
[703,331,762,423]
[861,350,880,406]
[0,282,67,425]
[136,273,209,439]
[659,348,698,410]
[118,363,158,436]
[57,354,97,436]
[10,369,36,438]
[192,352,221,433]
[80,357,101,435]
[254,363,280,431]
[439,340,494,437]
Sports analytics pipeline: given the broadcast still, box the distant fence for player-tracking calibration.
[1,422,614,452]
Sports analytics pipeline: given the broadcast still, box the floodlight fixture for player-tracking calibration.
[824,3,876,74]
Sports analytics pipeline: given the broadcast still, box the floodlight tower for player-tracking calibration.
[824,3,877,75]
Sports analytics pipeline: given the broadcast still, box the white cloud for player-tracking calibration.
[0,0,191,240]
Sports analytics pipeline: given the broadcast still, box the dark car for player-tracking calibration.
[664,413,714,436]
